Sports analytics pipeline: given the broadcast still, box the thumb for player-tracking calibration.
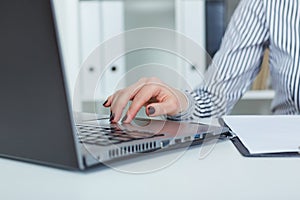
[146,101,180,117]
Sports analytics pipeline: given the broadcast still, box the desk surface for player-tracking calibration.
[1,118,300,200]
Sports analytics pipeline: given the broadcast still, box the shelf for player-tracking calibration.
[241,90,275,100]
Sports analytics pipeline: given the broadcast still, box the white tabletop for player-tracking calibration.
[1,137,300,200]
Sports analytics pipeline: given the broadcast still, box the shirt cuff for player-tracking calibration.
[167,90,195,121]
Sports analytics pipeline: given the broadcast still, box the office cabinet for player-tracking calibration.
[79,1,125,106]
[78,0,207,113]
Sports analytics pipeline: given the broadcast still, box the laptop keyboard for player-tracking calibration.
[76,124,164,146]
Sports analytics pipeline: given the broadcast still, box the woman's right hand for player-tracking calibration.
[103,77,188,123]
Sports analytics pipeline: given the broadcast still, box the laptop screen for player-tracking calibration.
[0,0,81,169]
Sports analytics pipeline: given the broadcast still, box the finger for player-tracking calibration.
[110,90,132,123]
[103,79,146,108]
[145,86,186,116]
[106,79,147,109]
[110,82,149,122]
[146,100,178,117]
[127,78,151,99]
[102,95,113,107]
[110,79,154,122]
[123,85,160,123]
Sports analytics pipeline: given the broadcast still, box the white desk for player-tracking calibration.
[1,123,300,200]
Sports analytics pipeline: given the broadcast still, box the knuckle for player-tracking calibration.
[116,88,129,97]
[147,84,159,92]
[138,77,148,83]
[117,90,125,96]
[114,89,122,95]
[148,77,161,83]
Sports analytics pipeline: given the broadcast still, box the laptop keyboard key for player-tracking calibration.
[76,124,164,146]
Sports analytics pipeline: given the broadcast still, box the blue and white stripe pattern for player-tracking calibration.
[170,0,300,120]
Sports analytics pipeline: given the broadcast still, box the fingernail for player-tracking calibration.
[122,115,127,122]
[148,106,155,115]
[102,99,108,106]
[110,112,115,121]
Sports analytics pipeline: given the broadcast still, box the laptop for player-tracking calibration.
[0,0,229,170]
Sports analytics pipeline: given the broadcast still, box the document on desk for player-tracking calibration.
[223,115,300,154]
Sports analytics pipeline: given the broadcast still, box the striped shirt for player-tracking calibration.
[170,0,300,120]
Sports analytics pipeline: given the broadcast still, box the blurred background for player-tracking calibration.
[53,0,273,116]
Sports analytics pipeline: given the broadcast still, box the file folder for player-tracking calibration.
[220,116,300,157]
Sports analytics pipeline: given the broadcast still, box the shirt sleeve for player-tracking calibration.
[168,0,269,121]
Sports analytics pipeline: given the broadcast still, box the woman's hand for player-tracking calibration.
[103,77,188,123]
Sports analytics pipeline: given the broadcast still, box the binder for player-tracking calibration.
[219,117,300,158]
[229,133,300,157]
